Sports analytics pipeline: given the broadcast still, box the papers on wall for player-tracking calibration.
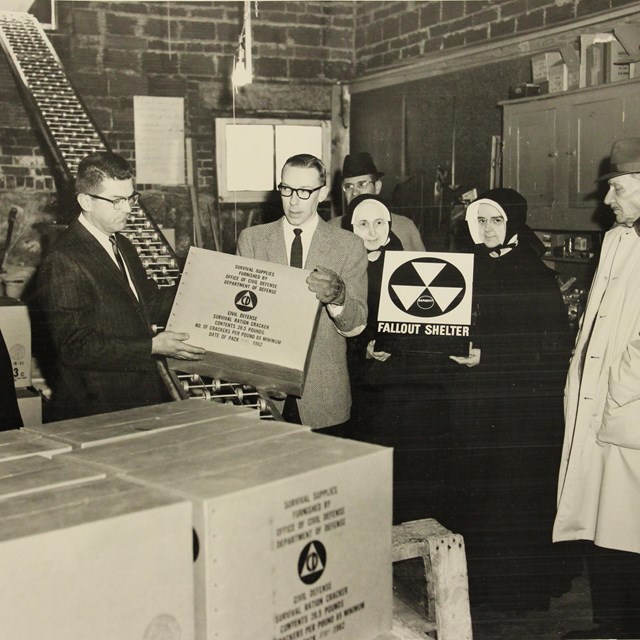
[134,96,185,185]
[225,124,274,191]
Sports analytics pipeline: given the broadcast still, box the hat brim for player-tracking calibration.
[596,170,638,182]
[342,171,384,181]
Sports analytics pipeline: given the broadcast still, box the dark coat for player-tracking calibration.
[38,219,175,421]
[449,239,575,609]
[470,245,572,437]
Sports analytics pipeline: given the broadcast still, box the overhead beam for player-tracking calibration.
[350,5,640,94]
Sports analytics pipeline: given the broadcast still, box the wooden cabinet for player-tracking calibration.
[502,78,640,230]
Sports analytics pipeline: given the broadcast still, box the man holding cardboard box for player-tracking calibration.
[39,152,204,422]
[237,153,368,430]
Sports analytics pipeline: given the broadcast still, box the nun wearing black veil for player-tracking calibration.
[448,188,577,610]
[342,194,449,525]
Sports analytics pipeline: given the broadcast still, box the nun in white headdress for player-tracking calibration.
[448,187,576,610]
[344,193,403,363]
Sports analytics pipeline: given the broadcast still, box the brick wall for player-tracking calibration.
[354,0,637,74]
[0,0,636,260]
[53,0,355,190]
[0,0,355,257]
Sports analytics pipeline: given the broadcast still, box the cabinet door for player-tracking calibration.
[351,86,404,201]
[568,96,624,208]
[622,90,640,135]
[503,106,558,219]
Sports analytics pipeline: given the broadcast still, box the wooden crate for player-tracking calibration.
[0,476,194,640]
[392,519,472,640]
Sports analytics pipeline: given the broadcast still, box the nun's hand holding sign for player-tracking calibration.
[366,340,391,362]
[449,342,481,368]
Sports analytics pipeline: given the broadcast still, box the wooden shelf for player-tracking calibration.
[543,256,595,264]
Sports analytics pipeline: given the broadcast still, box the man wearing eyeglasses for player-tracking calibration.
[39,151,204,421]
[237,153,368,431]
[329,152,425,252]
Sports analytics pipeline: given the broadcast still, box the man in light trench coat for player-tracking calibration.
[553,137,640,640]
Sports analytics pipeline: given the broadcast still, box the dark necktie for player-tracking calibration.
[109,234,128,276]
[283,227,304,424]
[290,228,303,268]
[109,234,138,300]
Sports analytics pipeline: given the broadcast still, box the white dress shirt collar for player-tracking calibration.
[282,213,319,268]
[78,214,139,300]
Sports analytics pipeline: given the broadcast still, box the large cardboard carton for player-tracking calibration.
[531,51,562,83]
[165,248,321,396]
[0,477,194,640]
[26,398,263,449]
[0,297,31,387]
[0,427,69,462]
[0,454,104,500]
[68,423,393,640]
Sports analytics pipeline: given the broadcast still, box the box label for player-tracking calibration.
[166,247,320,394]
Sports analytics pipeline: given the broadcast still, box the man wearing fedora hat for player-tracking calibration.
[329,152,425,252]
[554,137,640,638]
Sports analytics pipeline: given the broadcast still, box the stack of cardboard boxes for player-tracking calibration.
[2,400,394,640]
[528,24,639,95]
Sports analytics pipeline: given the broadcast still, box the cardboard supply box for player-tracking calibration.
[26,397,265,449]
[67,422,393,640]
[579,33,616,87]
[560,44,581,90]
[548,61,569,93]
[531,51,562,83]
[166,247,321,396]
[0,297,31,388]
[0,453,105,500]
[0,476,195,640]
[604,38,632,82]
[0,427,69,462]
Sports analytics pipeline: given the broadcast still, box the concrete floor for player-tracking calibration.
[471,569,596,640]
[394,556,610,640]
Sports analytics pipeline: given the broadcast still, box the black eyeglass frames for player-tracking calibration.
[85,192,140,210]
[277,183,325,200]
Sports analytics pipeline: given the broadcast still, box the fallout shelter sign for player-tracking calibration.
[378,251,474,339]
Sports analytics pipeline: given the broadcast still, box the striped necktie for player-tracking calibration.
[109,234,138,299]
[109,234,127,276]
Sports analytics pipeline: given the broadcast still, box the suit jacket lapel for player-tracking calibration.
[68,221,142,306]
[266,219,288,265]
[305,218,330,269]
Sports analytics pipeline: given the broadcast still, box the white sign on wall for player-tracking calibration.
[134,96,185,185]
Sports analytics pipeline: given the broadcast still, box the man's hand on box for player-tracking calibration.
[306,266,346,305]
[152,331,206,360]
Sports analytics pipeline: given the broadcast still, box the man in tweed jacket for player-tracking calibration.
[237,154,368,430]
